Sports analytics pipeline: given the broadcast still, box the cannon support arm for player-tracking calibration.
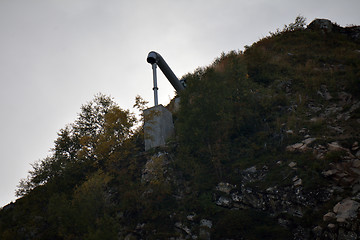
[147,51,185,94]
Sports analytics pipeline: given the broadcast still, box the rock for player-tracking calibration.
[186,213,196,221]
[216,196,232,207]
[322,169,338,177]
[308,19,334,33]
[293,178,302,187]
[323,105,343,116]
[299,128,307,134]
[327,223,336,229]
[175,222,191,235]
[328,142,347,152]
[333,199,360,222]
[328,125,344,134]
[310,117,323,122]
[198,219,212,240]
[349,101,360,113]
[303,137,316,145]
[141,152,169,184]
[278,218,291,227]
[231,192,243,202]
[338,92,352,105]
[288,162,297,168]
[352,141,359,150]
[292,176,303,187]
[317,85,333,100]
[292,226,310,239]
[286,143,304,152]
[216,182,235,194]
[323,212,336,221]
[286,129,294,134]
[356,150,360,158]
[200,219,212,229]
[312,226,323,237]
[286,138,316,152]
[244,166,257,173]
[308,103,323,113]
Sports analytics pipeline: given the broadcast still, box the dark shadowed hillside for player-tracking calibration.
[1,17,360,240]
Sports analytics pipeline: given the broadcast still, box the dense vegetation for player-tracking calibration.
[1,17,360,239]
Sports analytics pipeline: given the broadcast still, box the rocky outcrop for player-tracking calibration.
[308,19,360,42]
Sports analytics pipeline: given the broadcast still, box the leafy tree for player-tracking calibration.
[269,15,307,36]
[16,93,136,197]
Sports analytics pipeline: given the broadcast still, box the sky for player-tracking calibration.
[1,0,360,207]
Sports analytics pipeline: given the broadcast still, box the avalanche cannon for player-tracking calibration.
[146,51,185,106]
[144,51,185,150]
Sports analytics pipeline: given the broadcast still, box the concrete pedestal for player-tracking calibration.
[144,105,175,151]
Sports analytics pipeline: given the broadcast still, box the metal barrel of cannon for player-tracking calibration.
[147,51,185,106]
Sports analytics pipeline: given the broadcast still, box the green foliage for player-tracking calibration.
[269,15,307,37]
[5,94,144,239]
[16,94,136,197]
[177,51,266,181]
[2,17,360,239]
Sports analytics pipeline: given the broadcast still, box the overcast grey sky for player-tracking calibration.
[1,0,359,207]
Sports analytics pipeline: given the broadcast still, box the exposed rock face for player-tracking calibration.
[308,19,335,33]
[308,18,360,42]
[286,137,316,152]
[333,199,360,223]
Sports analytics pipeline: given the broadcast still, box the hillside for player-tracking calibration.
[1,18,360,239]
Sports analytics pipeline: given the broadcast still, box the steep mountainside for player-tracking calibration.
[1,18,360,240]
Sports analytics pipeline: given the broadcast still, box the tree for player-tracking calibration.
[269,15,307,36]
[16,93,136,197]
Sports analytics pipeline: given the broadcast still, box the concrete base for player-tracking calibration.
[144,105,175,151]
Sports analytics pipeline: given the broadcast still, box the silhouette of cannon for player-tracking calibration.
[147,51,185,106]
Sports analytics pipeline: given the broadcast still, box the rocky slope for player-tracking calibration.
[1,18,360,240]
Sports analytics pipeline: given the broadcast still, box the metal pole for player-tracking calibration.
[152,63,159,106]
[147,51,185,93]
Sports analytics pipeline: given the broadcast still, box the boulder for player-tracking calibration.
[352,141,359,151]
[322,169,338,177]
[199,219,212,240]
[286,143,304,152]
[216,182,235,194]
[286,138,316,152]
[288,162,297,168]
[216,196,232,207]
[303,137,316,145]
[244,166,257,173]
[175,222,191,235]
[328,142,347,152]
[327,223,336,230]
[323,212,336,221]
[333,199,360,222]
[308,19,334,33]
[200,219,212,229]
[293,178,302,187]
